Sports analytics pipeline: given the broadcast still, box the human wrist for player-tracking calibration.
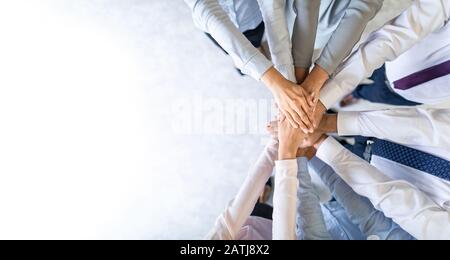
[261,66,287,92]
[279,144,297,160]
[313,135,328,150]
[318,114,337,133]
[303,65,329,91]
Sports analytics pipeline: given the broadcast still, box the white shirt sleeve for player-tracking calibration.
[257,0,296,82]
[185,0,273,80]
[337,108,450,150]
[316,137,450,240]
[273,159,298,240]
[320,0,450,109]
[206,140,278,240]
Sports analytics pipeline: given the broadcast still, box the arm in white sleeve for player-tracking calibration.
[320,0,450,109]
[185,0,273,80]
[206,140,278,240]
[316,137,450,240]
[337,108,450,149]
[257,0,296,82]
[273,159,298,240]
[291,0,320,69]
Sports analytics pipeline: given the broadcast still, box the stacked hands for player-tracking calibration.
[262,66,330,134]
[267,112,338,161]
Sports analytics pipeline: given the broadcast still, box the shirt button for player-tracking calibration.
[367,235,380,240]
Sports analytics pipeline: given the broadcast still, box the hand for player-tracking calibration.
[310,100,327,129]
[262,67,315,133]
[298,129,325,149]
[267,117,325,148]
[301,65,330,114]
[277,115,306,160]
[266,120,278,140]
[296,147,317,160]
[313,135,329,150]
[302,81,321,108]
[273,83,315,133]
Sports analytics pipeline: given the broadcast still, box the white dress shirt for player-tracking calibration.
[316,137,450,240]
[185,0,273,80]
[320,0,450,109]
[206,140,277,240]
[273,160,298,240]
[337,108,450,210]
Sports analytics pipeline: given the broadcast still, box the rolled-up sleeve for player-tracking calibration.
[185,0,273,80]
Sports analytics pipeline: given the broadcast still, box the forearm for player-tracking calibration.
[316,0,384,75]
[273,160,298,240]
[315,137,450,240]
[296,157,332,240]
[310,157,415,240]
[318,114,337,133]
[212,140,278,239]
[258,0,296,82]
[337,108,450,148]
[186,0,273,80]
[261,66,290,93]
[319,0,450,109]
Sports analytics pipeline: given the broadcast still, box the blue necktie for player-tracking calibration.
[371,139,450,181]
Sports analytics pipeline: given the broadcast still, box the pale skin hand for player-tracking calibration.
[262,67,315,133]
[313,135,329,150]
[266,120,316,160]
[301,65,329,112]
[277,115,306,160]
[311,99,327,129]
[267,113,334,149]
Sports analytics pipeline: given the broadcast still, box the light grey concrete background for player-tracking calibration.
[0,0,414,239]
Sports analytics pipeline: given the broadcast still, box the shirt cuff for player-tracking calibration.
[276,64,296,83]
[315,137,346,166]
[241,52,273,80]
[319,80,345,110]
[293,56,313,70]
[337,112,361,136]
[275,159,298,176]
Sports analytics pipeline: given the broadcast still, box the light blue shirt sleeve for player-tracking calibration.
[185,0,273,80]
[316,0,384,75]
[296,157,332,240]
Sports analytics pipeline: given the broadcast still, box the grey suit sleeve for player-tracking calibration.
[292,0,321,69]
[316,0,384,75]
[184,0,273,80]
